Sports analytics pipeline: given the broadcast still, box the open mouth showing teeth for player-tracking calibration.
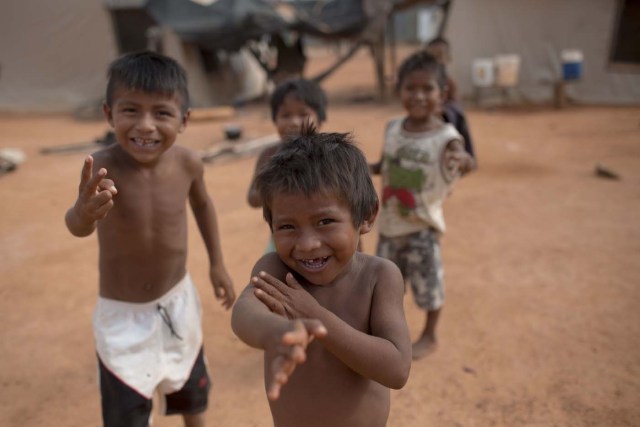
[132,138,160,149]
[299,257,329,271]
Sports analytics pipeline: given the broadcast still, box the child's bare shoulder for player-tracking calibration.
[255,143,283,165]
[356,252,403,285]
[264,143,282,157]
[252,251,288,278]
[90,144,119,168]
[171,144,201,162]
[168,145,205,175]
[359,251,399,269]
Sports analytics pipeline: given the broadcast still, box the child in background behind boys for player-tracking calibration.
[370,51,474,360]
[425,36,458,103]
[65,51,235,427]
[232,127,411,427]
[426,36,477,171]
[246,78,327,209]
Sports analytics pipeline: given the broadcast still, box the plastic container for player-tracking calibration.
[495,54,521,87]
[561,49,583,81]
[471,58,495,87]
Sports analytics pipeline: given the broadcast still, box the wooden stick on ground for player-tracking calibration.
[201,134,280,163]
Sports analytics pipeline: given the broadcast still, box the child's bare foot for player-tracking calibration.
[412,335,437,360]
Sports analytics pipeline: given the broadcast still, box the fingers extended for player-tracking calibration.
[83,167,108,198]
[281,321,313,348]
[301,319,327,339]
[254,289,285,314]
[80,155,94,187]
[258,271,288,292]
[284,272,302,288]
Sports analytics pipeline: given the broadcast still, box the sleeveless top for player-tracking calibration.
[377,117,462,237]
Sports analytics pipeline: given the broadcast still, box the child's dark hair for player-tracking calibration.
[105,51,190,115]
[426,36,450,49]
[270,78,327,123]
[396,51,447,91]
[256,124,377,229]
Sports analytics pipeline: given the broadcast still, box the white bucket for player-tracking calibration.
[471,58,495,87]
[495,54,521,87]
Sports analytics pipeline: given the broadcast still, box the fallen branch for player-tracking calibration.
[202,134,280,163]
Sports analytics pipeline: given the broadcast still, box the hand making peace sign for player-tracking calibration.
[67,155,118,235]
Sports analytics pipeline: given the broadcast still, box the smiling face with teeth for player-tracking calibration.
[270,189,373,286]
[103,88,188,165]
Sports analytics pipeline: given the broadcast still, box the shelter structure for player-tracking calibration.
[443,0,640,105]
[0,0,117,113]
[1,0,638,113]
[0,0,269,113]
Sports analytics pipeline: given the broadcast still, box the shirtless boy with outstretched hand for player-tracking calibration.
[65,51,234,427]
[232,126,411,427]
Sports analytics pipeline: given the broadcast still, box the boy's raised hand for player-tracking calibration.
[77,155,117,217]
[265,318,327,401]
[67,156,117,236]
[252,271,319,319]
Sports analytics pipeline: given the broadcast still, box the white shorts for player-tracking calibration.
[93,273,203,399]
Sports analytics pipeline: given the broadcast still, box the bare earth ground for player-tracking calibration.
[1,47,639,427]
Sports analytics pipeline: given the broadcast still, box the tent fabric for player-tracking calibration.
[144,0,372,51]
[292,1,367,38]
[0,0,118,112]
[145,0,290,51]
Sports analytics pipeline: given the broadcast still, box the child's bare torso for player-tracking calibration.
[93,145,195,302]
[267,254,391,427]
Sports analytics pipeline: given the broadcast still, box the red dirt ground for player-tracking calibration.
[1,47,639,426]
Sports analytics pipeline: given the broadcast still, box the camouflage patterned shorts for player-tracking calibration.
[376,229,444,311]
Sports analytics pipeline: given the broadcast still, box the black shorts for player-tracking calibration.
[98,347,210,427]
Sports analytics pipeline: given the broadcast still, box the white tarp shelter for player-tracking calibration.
[0,0,267,113]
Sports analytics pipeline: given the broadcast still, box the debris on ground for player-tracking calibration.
[202,134,279,163]
[0,148,26,176]
[40,130,115,155]
[190,106,235,122]
[595,163,621,180]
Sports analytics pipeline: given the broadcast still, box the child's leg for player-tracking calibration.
[405,229,445,360]
[377,230,443,359]
[98,357,153,427]
[412,308,441,359]
[183,412,206,427]
[162,348,210,426]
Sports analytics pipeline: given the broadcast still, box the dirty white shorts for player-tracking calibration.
[93,273,203,399]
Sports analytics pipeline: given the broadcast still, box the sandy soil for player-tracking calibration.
[1,47,639,427]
